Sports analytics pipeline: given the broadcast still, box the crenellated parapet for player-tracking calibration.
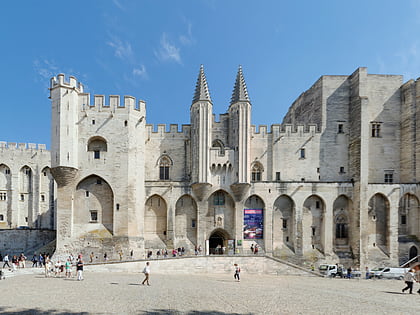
[145,124,191,139]
[79,94,146,113]
[251,124,320,138]
[0,141,48,151]
[50,73,84,92]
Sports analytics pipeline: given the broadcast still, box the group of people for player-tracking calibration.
[250,244,259,254]
[1,252,32,271]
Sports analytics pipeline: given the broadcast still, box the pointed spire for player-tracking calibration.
[230,65,250,105]
[192,65,212,104]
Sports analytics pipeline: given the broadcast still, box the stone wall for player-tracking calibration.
[0,229,56,256]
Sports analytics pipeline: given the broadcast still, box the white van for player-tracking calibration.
[318,264,344,277]
[376,267,408,279]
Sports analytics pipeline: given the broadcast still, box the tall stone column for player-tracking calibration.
[388,190,400,265]
[323,201,334,256]
[196,200,208,253]
[264,204,273,255]
[234,200,244,254]
[51,166,78,255]
[10,172,19,228]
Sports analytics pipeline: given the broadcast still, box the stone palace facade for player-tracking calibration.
[1,66,420,268]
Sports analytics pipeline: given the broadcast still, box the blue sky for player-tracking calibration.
[1,0,420,147]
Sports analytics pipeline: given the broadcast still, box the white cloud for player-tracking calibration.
[112,0,125,11]
[133,65,148,79]
[33,59,59,80]
[155,33,182,64]
[179,22,194,45]
[107,36,134,62]
[395,41,420,80]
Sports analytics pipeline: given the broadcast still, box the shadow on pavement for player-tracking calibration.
[0,308,254,315]
[382,291,406,295]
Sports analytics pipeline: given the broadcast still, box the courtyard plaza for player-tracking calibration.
[0,266,419,314]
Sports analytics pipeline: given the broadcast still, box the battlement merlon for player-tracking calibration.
[146,124,191,136]
[78,94,146,113]
[251,124,319,136]
[0,141,48,151]
[50,74,84,92]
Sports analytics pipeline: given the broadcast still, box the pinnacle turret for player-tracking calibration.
[230,65,250,105]
[192,65,212,104]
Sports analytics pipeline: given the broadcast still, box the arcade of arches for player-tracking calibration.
[139,190,419,265]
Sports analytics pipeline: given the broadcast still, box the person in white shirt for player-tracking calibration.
[402,269,415,294]
[142,262,151,286]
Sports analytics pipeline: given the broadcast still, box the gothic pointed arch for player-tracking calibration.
[398,193,420,239]
[145,194,168,247]
[208,228,231,255]
[18,165,33,227]
[333,195,353,252]
[368,193,390,253]
[303,195,326,253]
[38,166,55,229]
[273,195,296,253]
[175,194,197,248]
[251,162,264,182]
[206,190,235,239]
[0,164,11,227]
[87,136,107,159]
[212,139,225,155]
[157,154,173,180]
[74,174,114,234]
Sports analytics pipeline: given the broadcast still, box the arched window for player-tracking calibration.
[212,139,225,155]
[251,163,263,182]
[335,215,348,239]
[87,137,107,160]
[159,156,171,180]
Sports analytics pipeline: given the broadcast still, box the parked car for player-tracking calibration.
[318,264,344,277]
[376,267,408,279]
[369,267,385,279]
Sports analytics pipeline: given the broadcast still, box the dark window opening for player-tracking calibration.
[371,123,381,137]
[300,148,305,159]
[401,215,407,225]
[96,179,102,185]
[86,191,89,197]
[316,201,320,209]
[336,223,347,238]
[90,211,98,222]
[338,124,344,134]
[384,173,393,183]
[213,192,225,206]
[94,150,100,159]
[282,219,287,229]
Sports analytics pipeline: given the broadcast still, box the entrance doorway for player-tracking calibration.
[409,246,418,261]
[209,229,229,255]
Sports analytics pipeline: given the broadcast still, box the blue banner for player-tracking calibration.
[243,209,263,239]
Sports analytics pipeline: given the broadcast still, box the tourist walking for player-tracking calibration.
[31,254,38,267]
[234,263,241,282]
[76,256,84,281]
[2,254,10,268]
[402,269,415,294]
[65,258,72,278]
[142,262,151,285]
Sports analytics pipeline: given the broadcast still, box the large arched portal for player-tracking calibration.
[144,195,167,248]
[368,193,390,254]
[273,195,295,253]
[175,194,197,249]
[303,195,325,253]
[74,175,114,234]
[208,228,230,255]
